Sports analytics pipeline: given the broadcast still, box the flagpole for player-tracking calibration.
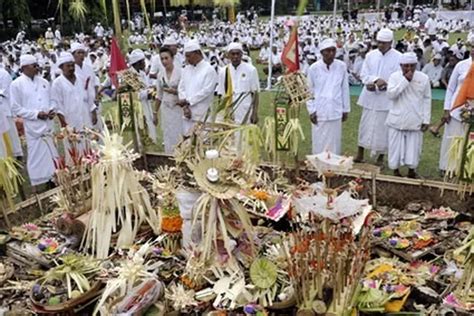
[266,0,276,90]
[332,0,337,37]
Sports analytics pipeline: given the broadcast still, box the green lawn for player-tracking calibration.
[118,28,466,180]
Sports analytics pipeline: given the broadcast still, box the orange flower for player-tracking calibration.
[162,216,183,233]
[250,189,270,201]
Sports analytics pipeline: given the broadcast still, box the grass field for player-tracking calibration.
[119,28,464,180]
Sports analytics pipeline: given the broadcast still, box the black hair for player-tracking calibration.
[159,46,174,57]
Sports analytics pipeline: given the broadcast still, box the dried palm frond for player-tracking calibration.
[82,126,161,258]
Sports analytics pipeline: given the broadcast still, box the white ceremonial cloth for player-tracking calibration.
[358,109,389,154]
[178,59,217,135]
[10,74,58,185]
[157,66,183,153]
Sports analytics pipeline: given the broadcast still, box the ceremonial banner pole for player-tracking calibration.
[332,0,337,37]
[266,0,276,90]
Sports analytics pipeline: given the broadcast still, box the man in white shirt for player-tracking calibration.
[217,42,260,125]
[54,26,62,46]
[421,54,443,88]
[439,35,474,173]
[355,28,402,165]
[386,52,431,178]
[94,23,105,38]
[178,41,217,135]
[129,49,157,143]
[306,38,350,155]
[10,55,58,188]
[424,11,437,40]
[51,53,97,162]
[0,66,22,158]
[70,43,99,129]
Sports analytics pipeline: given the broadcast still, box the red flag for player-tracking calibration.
[451,62,474,111]
[281,26,300,73]
[109,37,127,89]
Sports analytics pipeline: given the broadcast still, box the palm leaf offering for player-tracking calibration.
[81,126,161,259]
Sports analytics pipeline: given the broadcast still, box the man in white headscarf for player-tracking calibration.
[71,43,100,129]
[129,49,157,143]
[306,38,350,155]
[51,52,97,163]
[217,42,260,125]
[439,34,474,173]
[355,28,402,165]
[386,52,431,178]
[10,55,58,188]
[178,41,217,135]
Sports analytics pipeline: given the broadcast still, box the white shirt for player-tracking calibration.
[421,62,442,83]
[386,71,431,130]
[216,62,260,122]
[51,75,94,130]
[306,59,350,121]
[444,57,473,120]
[10,74,55,138]
[0,68,12,117]
[74,63,96,109]
[424,18,437,35]
[178,59,217,121]
[357,48,402,111]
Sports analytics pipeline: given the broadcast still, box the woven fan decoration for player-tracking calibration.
[119,69,146,92]
[281,72,312,107]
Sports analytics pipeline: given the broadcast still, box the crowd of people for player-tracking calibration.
[0,5,473,190]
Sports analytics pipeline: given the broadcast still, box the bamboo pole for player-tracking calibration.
[111,0,122,40]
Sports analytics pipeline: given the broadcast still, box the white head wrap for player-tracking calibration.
[129,49,145,65]
[400,52,418,64]
[70,42,86,53]
[376,28,394,42]
[57,52,74,67]
[183,40,201,53]
[319,38,336,51]
[227,42,243,53]
[163,37,178,46]
[433,53,442,60]
[455,51,465,60]
[20,54,37,67]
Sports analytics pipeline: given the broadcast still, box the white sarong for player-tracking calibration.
[26,135,58,185]
[388,127,423,170]
[358,108,389,155]
[439,119,465,171]
[141,99,157,144]
[160,103,183,154]
[311,119,342,155]
[6,118,22,157]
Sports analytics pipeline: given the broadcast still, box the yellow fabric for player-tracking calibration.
[2,132,13,157]
[132,92,145,131]
[384,289,410,312]
[366,263,394,279]
[225,65,233,110]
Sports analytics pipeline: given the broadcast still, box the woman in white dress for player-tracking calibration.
[155,47,183,154]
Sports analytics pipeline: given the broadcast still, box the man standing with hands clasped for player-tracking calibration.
[10,55,58,188]
[355,28,402,166]
[306,38,350,155]
[178,41,217,135]
[386,52,431,178]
